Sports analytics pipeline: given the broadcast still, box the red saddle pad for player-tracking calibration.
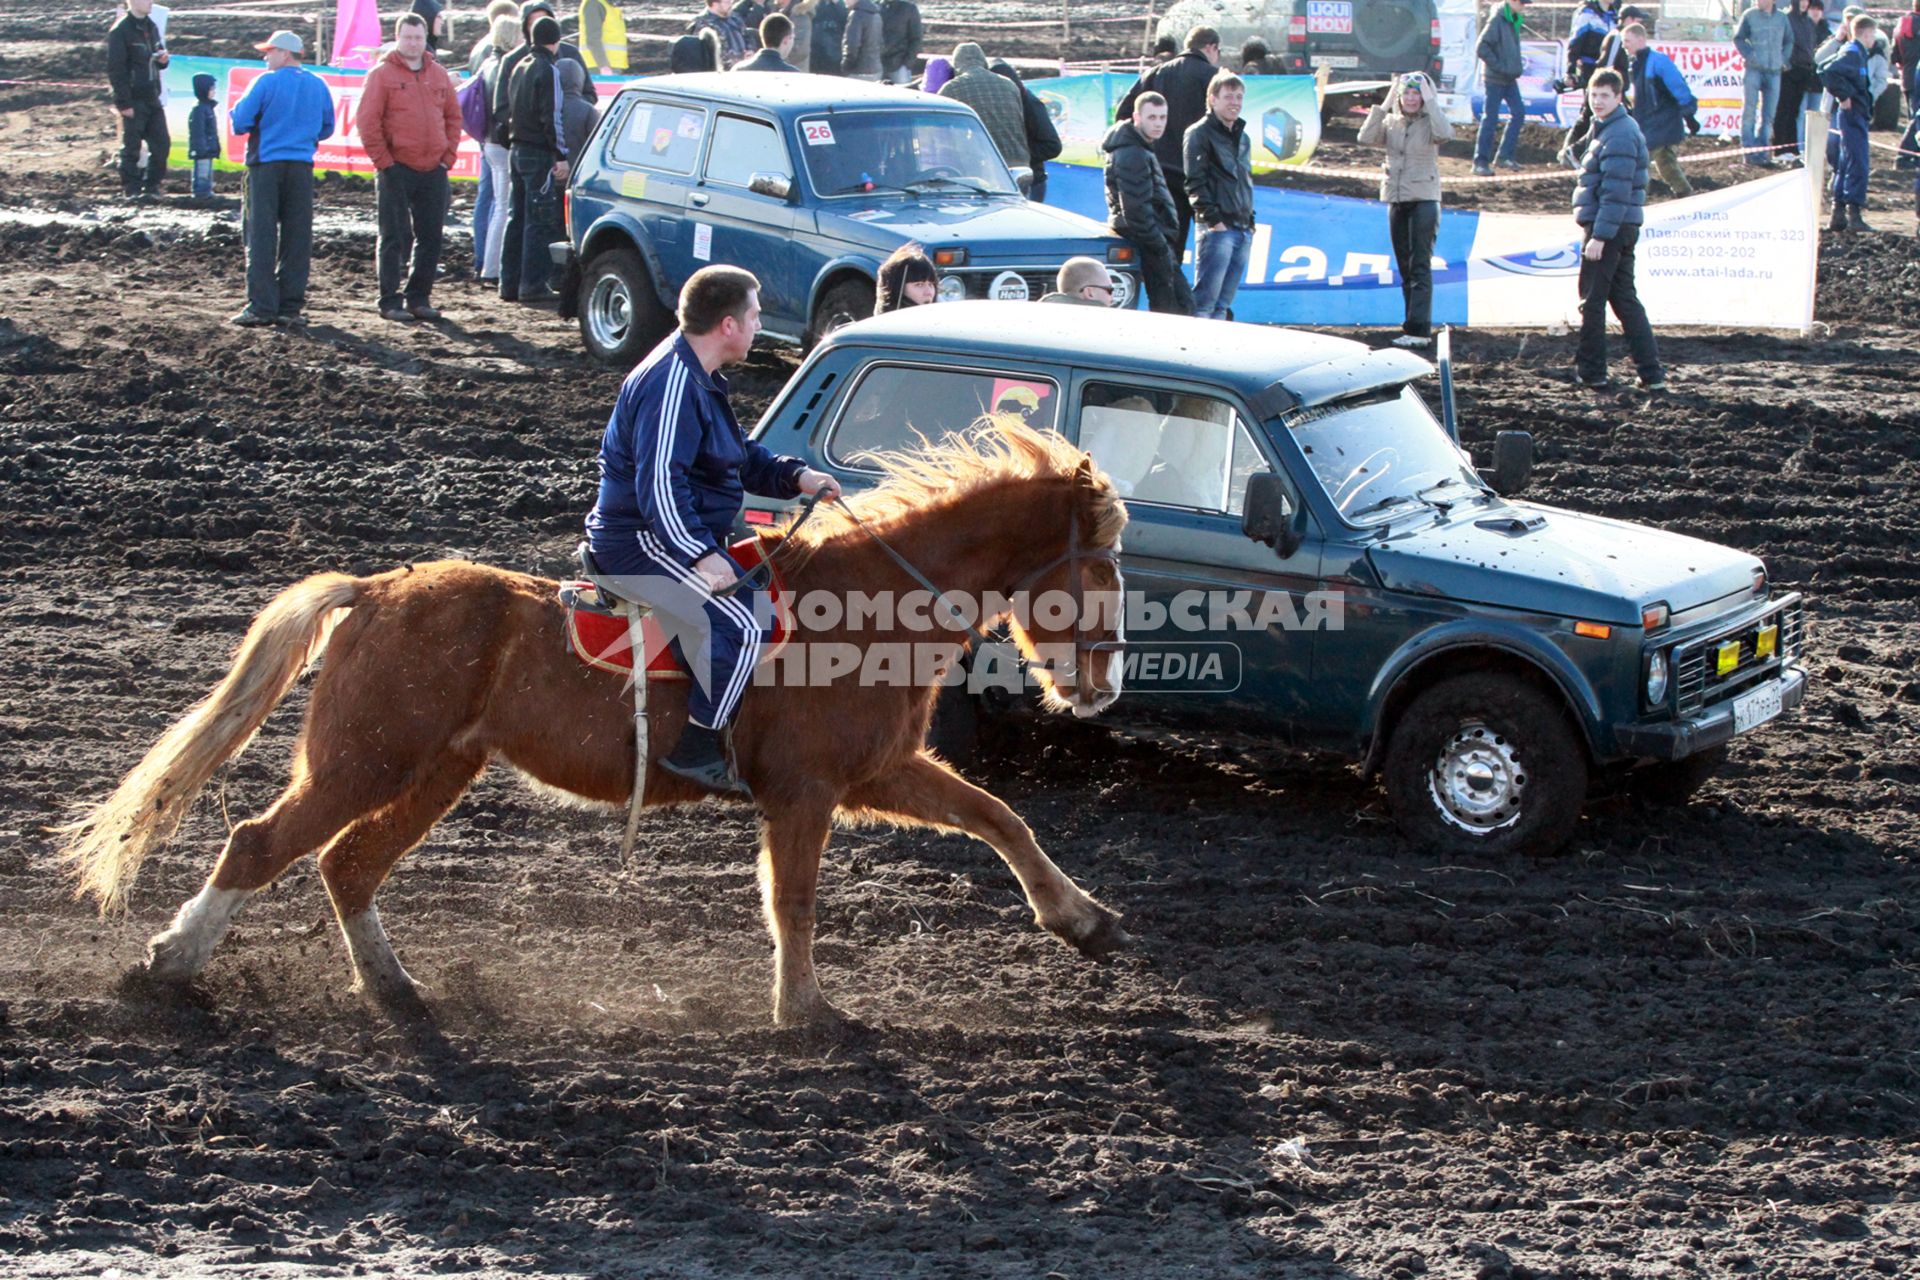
[563,537,792,680]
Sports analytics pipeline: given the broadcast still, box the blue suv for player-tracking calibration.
[553,74,1141,364]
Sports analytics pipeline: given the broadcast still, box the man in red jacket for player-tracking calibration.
[357,13,463,320]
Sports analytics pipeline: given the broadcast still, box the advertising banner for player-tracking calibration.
[1038,71,1323,172]
[1465,166,1815,330]
[1455,33,1747,133]
[1049,162,1815,330]
[157,54,635,176]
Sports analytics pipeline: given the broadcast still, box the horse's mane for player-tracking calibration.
[784,415,1126,559]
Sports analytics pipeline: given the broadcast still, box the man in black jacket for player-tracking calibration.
[879,0,922,84]
[489,0,593,156]
[1117,25,1222,260]
[1184,71,1255,320]
[499,17,570,303]
[1104,92,1194,315]
[106,0,171,198]
[992,60,1062,201]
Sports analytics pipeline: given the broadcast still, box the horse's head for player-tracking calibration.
[1007,454,1129,719]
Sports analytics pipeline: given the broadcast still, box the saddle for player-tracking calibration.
[560,537,793,680]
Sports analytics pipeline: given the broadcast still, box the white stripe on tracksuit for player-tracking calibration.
[650,357,710,561]
[637,529,763,729]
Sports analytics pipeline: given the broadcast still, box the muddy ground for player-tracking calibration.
[3,4,1919,1278]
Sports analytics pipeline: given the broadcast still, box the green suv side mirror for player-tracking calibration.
[1482,430,1533,496]
[1242,472,1302,558]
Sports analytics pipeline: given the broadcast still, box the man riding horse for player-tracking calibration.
[583,265,841,796]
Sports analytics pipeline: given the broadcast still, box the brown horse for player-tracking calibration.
[57,420,1130,1028]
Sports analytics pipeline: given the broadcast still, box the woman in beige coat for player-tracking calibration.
[1357,71,1452,347]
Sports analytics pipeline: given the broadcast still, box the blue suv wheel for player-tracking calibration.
[580,248,671,366]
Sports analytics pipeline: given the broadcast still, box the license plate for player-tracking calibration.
[1311,54,1360,68]
[1732,680,1783,734]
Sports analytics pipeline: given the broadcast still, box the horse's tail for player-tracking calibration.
[55,572,363,914]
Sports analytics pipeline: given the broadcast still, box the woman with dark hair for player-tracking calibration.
[874,244,938,313]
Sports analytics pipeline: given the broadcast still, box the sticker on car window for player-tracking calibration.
[651,126,673,155]
[677,111,703,140]
[801,119,835,146]
[625,105,652,142]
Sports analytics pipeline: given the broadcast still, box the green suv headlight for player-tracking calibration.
[1644,649,1670,708]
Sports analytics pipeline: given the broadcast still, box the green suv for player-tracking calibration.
[742,303,1809,856]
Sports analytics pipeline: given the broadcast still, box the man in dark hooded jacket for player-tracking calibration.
[993,59,1062,200]
[1105,91,1194,315]
[811,0,847,73]
[489,0,593,153]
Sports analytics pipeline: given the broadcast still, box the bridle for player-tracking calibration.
[740,487,1126,679]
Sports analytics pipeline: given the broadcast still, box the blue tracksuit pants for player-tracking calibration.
[1832,101,1870,205]
[594,529,766,730]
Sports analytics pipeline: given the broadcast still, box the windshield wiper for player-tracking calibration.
[829,179,915,196]
[1416,476,1492,508]
[905,176,997,195]
[1346,492,1430,521]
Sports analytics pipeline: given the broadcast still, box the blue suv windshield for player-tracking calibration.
[797,111,1018,198]
[1288,386,1485,525]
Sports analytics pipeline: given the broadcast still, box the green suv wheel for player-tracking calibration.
[1383,673,1588,856]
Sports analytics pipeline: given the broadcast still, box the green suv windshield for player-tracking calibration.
[1289,386,1486,525]
[797,110,1019,198]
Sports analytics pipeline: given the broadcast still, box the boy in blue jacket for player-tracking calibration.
[187,73,220,198]
[1820,15,1877,230]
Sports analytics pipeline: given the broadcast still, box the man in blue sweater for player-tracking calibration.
[1571,69,1663,392]
[584,266,841,795]
[228,31,336,326]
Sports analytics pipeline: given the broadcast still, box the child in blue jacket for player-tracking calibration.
[187,73,220,198]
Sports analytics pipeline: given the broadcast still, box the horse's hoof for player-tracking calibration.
[114,964,215,1010]
[359,978,435,1026]
[1068,908,1130,961]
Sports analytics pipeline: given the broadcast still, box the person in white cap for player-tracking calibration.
[227,31,335,326]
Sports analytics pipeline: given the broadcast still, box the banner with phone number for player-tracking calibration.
[1467,39,1746,136]
[154,54,636,176]
[1038,71,1323,173]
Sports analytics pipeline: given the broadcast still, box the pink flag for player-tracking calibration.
[330,0,382,68]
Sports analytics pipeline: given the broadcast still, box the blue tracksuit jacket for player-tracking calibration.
[586,332,806,573]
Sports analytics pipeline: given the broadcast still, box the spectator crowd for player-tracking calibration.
[105,0,1916,360]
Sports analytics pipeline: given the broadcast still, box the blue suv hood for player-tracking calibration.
[1367,502,1762,625]
[821,196,1114,254]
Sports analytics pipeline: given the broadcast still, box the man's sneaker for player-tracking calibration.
[1472,163,1495,177]
[1497,159,1522,172]
[380,306,412,322]
[1640,376,1668,393]
[230,307,275,327]
[518,284,560,305]
[1392,333,1432,348]
[660,724,753,799]
[276,311,308,328]
[407,302,442,320]
[1575,373,1613,389]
